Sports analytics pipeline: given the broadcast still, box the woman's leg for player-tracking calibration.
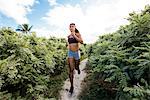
[68,58,75,93]
[74,50,81,74]
[75,59,80,74]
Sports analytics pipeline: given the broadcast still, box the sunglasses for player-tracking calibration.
[70,23,75,25]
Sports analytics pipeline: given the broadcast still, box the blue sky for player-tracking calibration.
[0,0,59,28]
[0,0,83,28]
[0,0,150,43]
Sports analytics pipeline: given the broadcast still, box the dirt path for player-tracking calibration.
[59,58,88,100]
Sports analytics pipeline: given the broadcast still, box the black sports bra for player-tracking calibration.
[68,35,78,44]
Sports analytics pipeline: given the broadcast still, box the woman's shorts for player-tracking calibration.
[68,50,80,60]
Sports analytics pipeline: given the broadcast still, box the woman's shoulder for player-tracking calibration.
[75,32,81,36]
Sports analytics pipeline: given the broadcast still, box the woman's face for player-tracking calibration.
[69,24,76,32]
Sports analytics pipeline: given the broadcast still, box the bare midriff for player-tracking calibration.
[69,43,79,51]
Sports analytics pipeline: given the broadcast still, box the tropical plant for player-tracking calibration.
[79,5,150,100]
[0,28,68,100]
[16,24,33,34]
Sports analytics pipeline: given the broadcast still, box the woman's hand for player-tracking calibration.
[71,32,76,36]
[72,32,83,44]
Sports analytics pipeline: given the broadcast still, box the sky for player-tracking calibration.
[0,0,150,43]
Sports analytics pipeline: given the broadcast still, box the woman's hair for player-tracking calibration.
[70,23,75,25]
[69,23,79,33]
[75,28,79,33]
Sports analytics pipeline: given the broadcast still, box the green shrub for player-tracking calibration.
[80,5,150,100]
[0,28,68,99]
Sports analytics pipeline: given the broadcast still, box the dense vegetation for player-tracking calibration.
[79,5,150,100]
[2,4,150,100]
[0,28,87,100]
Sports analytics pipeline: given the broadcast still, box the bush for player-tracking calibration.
[79,5,150,100]
[0,28,68,100]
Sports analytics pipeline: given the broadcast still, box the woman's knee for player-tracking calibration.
[68,58,75,67]
[68,65,74,72]
[69,67,74,73]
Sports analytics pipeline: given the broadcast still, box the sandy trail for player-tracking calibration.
[59,59,88,100]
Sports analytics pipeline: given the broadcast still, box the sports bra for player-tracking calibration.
[68,35,78,44]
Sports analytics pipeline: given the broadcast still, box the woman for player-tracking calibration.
[66,23,83,94]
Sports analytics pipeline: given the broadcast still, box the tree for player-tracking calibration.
[16,24,33,34]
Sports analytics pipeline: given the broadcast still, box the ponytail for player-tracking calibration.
[75,28,79,33]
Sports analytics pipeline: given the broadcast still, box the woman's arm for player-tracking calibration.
[73,33,83,44]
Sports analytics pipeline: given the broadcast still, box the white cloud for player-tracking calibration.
[48,0,58,6]
[0,15,3,27]
[33,26,67,39]
[33,27,51,38]
[41,0,150,43]
[0,0,37,24]
[83,0,88,3]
